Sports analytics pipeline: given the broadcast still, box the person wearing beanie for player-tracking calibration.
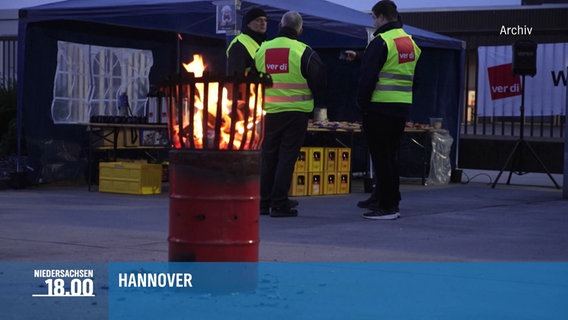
[226,7,268,76]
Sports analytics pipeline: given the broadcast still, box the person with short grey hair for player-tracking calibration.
[255,11,327,217]
[280,10,302,33]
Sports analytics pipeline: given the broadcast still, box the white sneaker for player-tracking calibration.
[362,208,400,220]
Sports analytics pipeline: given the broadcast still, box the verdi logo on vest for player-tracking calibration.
[487,63,522,100]
[393,37,415,64]
[265,48,290,74]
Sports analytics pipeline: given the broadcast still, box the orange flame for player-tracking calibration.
[182,54,205,77]
[171,54,264,150]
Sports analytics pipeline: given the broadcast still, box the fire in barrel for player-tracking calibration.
[165,54,271,262]
[167,54,268,151]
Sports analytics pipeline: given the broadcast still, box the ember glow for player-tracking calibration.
[169,54,265,150]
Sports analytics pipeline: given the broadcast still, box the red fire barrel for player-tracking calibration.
[168,149,260,262]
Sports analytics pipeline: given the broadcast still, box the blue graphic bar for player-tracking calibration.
[0,263,107,320]
[108,262,568,320]
[1,262,567,319]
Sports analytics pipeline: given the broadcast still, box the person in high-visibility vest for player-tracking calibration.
[255,11,327,218]
[356,0,421,220]
[226,7,267,76]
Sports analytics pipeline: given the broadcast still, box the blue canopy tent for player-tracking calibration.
[16,0,464,183]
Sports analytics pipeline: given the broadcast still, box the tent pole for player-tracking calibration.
[176,33,182,74]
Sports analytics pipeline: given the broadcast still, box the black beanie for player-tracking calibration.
[244,7,267,25]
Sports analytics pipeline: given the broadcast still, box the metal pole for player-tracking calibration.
[519,75,525,141]
[564,66,568,199]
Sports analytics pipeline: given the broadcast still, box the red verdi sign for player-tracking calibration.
[393,37,416,64]
[487,63,522,100]
[265,48,290,74]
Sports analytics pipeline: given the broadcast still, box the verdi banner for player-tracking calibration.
[477,42,567,117]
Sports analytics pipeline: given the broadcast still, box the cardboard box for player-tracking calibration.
[338,148,351,172]
[307,147,324,172]
[99,162,162,195]
[289,172,307,196]
[324,148,337,172]
[308,172,323,196]
[323,172,337,195]
[123,127,140,147]
[337,172,350,194]
[92,128,139,148]
[91,128,118,148]
[294,147,308,173]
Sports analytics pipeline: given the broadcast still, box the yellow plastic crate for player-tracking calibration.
[289,172,307,196]
[323,172,337,195]
[324,148,337,172]
[308,172,323,196]
[307,147,324,172]
[99,162,162,195]
[337,148,351,172]
[294,148,308,173]
[337,172,350,194]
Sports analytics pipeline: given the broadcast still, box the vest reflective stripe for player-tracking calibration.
[376,84,413,92]
[271,83,310,90]
[265,94,313,103]
[254,37,313,113]
[371,28,421,104]
[379,72,414,81]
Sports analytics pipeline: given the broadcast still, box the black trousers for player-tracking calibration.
[260,111,309,209]
[362,113,406,209]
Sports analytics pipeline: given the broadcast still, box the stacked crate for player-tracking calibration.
[323,148,337,195]
[289,148,308,196]
[307,147,324,196]
[336,148,351,194]
[290,147,350,196]
[322,147,351,195]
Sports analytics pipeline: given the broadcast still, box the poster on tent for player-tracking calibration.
[476,43,567,117]
[215,0,238,34]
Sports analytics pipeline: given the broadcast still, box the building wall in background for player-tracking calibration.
[0,10,18,85]
[401,5,567,172]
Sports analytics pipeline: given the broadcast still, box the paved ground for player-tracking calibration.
[1,170,567,263]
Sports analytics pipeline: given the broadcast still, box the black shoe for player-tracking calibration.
[261,200,297,215]
[367,202,400,213]
[287,199,299,208]
[357,196,377,209]
[270,207,298,218]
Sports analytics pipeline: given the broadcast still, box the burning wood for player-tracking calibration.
[165,54,271,150]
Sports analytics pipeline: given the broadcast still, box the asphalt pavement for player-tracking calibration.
[1,169,567,263]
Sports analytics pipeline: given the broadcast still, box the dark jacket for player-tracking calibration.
[226,25,266,76]
[276,26,327,108]
[356,21,413,119]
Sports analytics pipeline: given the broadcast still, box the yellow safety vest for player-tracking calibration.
[371,28,421,104]
[226,33,261,73]
[255,37,313,113]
